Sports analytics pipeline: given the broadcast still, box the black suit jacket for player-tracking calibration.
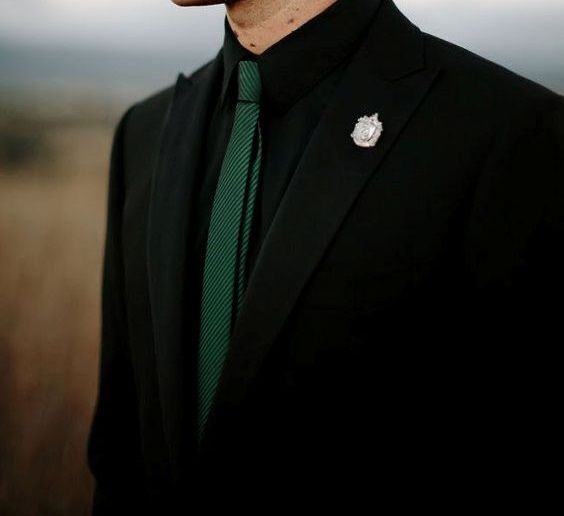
[86,0,564,512]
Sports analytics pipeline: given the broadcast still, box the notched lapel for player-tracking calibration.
[146,51,223,476]
[200,0,442,454]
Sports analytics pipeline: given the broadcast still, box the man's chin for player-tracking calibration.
[171,0,226,6]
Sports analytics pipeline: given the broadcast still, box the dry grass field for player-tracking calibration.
[0,107,116,515]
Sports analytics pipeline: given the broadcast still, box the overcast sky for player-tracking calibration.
[1,0,563,57]
[1,0,563,97]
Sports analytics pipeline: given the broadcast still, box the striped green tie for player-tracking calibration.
[197,59,263,445]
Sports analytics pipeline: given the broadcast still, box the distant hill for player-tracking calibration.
[0,41,215,106]
[1,39,562,108]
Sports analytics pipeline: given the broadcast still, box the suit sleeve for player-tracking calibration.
[504,91,564,465]
[463,91,564,337]
[86,104,147,515]
[533,94,564,323]
[453,90,564,480]
[462,90,564,439]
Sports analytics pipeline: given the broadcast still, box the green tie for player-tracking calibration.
[197,59,263,445]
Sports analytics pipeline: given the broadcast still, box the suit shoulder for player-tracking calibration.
[126,54,218,127]
[117,54,218,144]
[422,31,563,111]
[128,83,176,127]
[132,55,213,116]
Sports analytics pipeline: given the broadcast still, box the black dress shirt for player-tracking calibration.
[185,0,382,449]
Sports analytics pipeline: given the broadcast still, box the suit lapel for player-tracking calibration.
[146,50,222,477]
[199,0,442,454]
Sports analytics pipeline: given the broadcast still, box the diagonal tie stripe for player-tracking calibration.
[197,59,263,446]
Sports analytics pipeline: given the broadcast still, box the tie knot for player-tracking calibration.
[237,59,261,103]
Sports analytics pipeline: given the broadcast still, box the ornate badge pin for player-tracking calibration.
[350,112,383,148]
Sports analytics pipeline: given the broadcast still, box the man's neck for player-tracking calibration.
[225,0,338,55]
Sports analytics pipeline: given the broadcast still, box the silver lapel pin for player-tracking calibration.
[351,112,383,148]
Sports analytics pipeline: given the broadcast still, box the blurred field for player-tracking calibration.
[0,101,118,515]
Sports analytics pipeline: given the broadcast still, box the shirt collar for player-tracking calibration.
[220,0,382,112]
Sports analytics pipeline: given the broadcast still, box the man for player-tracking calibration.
[86,0,563,513]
